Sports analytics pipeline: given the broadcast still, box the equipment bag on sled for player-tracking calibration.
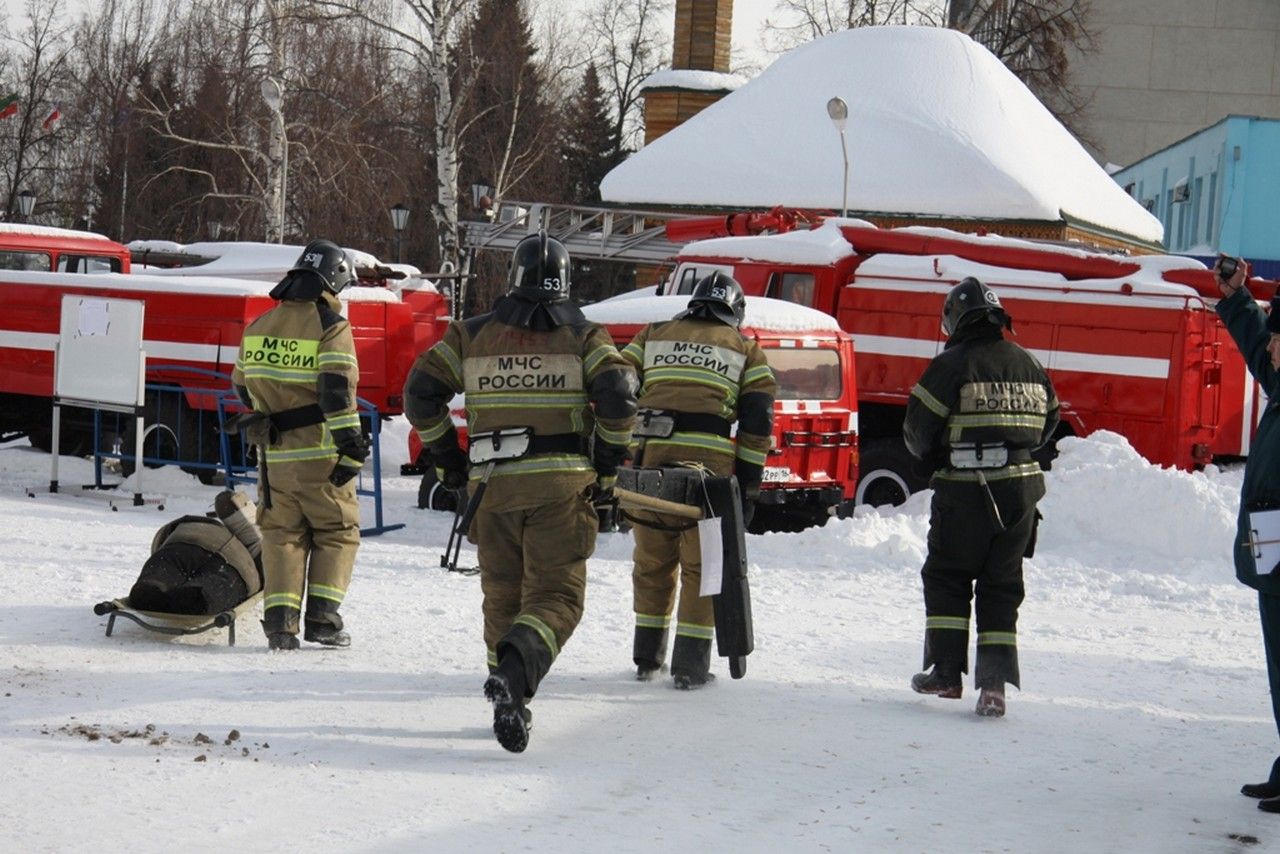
[93,491,265,645]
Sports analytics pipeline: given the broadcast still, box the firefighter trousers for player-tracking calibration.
[257,462,361,635]
[920,485,1037,689]
[474,488,596,700]
[632,513,715,647]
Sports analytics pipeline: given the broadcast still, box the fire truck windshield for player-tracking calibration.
[766,347,842,400]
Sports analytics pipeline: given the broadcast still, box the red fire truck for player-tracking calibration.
[404,293,860,533]
[662,217,1276,505]
[0,224,451,463]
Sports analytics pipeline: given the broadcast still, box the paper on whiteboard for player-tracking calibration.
[698,516,723,597]
[1247,508,1280,575]
[77,299,111,336]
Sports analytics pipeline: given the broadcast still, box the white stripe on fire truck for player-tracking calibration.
[851,334,1170,379]
[0,331,223,366]
[778,400,824,413]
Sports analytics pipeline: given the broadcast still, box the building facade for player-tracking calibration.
[1072,0,1280,169]
[1110,115,1280,276]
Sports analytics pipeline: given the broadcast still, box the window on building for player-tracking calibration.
[1191,177,1202,247]
[1207,172,1218,245]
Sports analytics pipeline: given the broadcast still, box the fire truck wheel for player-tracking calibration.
[417,469,459,513]
[856,439,927,507]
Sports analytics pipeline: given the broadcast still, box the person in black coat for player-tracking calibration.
[903,277,1059,718]
[1214,255,1280,813]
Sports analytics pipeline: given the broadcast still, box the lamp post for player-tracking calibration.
[16,189,36,223]
[389,202,409,263]
[826,96,849,218]
[260,76,287,243]
[85,201,95,232]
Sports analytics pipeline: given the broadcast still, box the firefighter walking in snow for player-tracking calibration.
[403,231,636,753]
[904,277,1058,717]
[231,240,367,651]
[621,272,776,688]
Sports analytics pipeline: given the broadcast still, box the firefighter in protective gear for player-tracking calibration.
[403,231,637,753]
[622,272,776,689]
[903,276,1059,717]
[231,239,367,651]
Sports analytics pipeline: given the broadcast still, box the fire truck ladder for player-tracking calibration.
[462,200,690,264]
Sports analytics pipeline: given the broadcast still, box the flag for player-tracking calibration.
[42,104,61,130]
[0,93,18,121]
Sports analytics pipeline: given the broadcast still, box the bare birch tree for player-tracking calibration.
[583,0,669,155]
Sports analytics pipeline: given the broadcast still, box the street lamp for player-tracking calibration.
[85,202,95,232]
[17,189,36,223]
[389,202,409,263]
[471,180,495,219]
[260,76,287,243]
[826,96,849,218]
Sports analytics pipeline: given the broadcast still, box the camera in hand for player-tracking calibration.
[1218,254,1240,282]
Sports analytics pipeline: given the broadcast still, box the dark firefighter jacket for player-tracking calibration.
[230,290,362,467]
[1217,288,1280,595]
[620,316,776,494]
[903,318,1059,512]
[402,298,637,512]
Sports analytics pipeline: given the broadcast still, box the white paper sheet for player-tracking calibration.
[698,516,723,597]
[1246,508,1280,575]
[76,299,110,336]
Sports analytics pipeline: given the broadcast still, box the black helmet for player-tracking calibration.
[942,276,1007,336]
[508,230,571,303]
[686,271,746,327]
[290,239,356,295]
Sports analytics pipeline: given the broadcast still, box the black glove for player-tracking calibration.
[329,435,369,487]
[432,446,469,491]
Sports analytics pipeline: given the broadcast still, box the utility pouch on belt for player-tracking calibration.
[467,428,533,465]
[222,411,277,447]
[949,443,1009,470]
[633,409,676,439]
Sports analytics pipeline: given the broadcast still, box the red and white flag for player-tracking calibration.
[42,104,61,130]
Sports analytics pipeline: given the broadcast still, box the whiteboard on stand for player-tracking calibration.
[54,296,146,408]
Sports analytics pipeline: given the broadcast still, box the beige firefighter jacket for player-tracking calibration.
[403,308,637,512]
[231,291,361,467]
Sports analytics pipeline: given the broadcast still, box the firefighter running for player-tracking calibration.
[621,272,776,689]
[231,239,367,651]
[403,231,637,753]
[903,277,1059,717]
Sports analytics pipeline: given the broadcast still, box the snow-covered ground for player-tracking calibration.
[1,425,1276,852]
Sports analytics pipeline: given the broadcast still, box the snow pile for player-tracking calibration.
[640,69,748,92]
[582,293,842,332]
[602,26,1162,244]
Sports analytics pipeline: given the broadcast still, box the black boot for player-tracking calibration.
[634,624,669,682]
[975,684,1006,717]
[266,632,299,651]
[262,610,300,651]
[303,613,351,648]
[1260,795,1280,813]
[670,635,714,690]
[1243,757,1280,799]
[484,651,531,753]
[911,663,962,699]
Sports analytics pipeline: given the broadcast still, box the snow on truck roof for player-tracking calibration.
[0,222,123,245]
[0,268,399,303]
[582,293,841,333]
[679,220,1214,302]
[602,26,1162,245]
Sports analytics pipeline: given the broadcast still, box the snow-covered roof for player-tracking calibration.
[603,25,1163,245]
[582,293,841,333]
[639,69,748,93]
